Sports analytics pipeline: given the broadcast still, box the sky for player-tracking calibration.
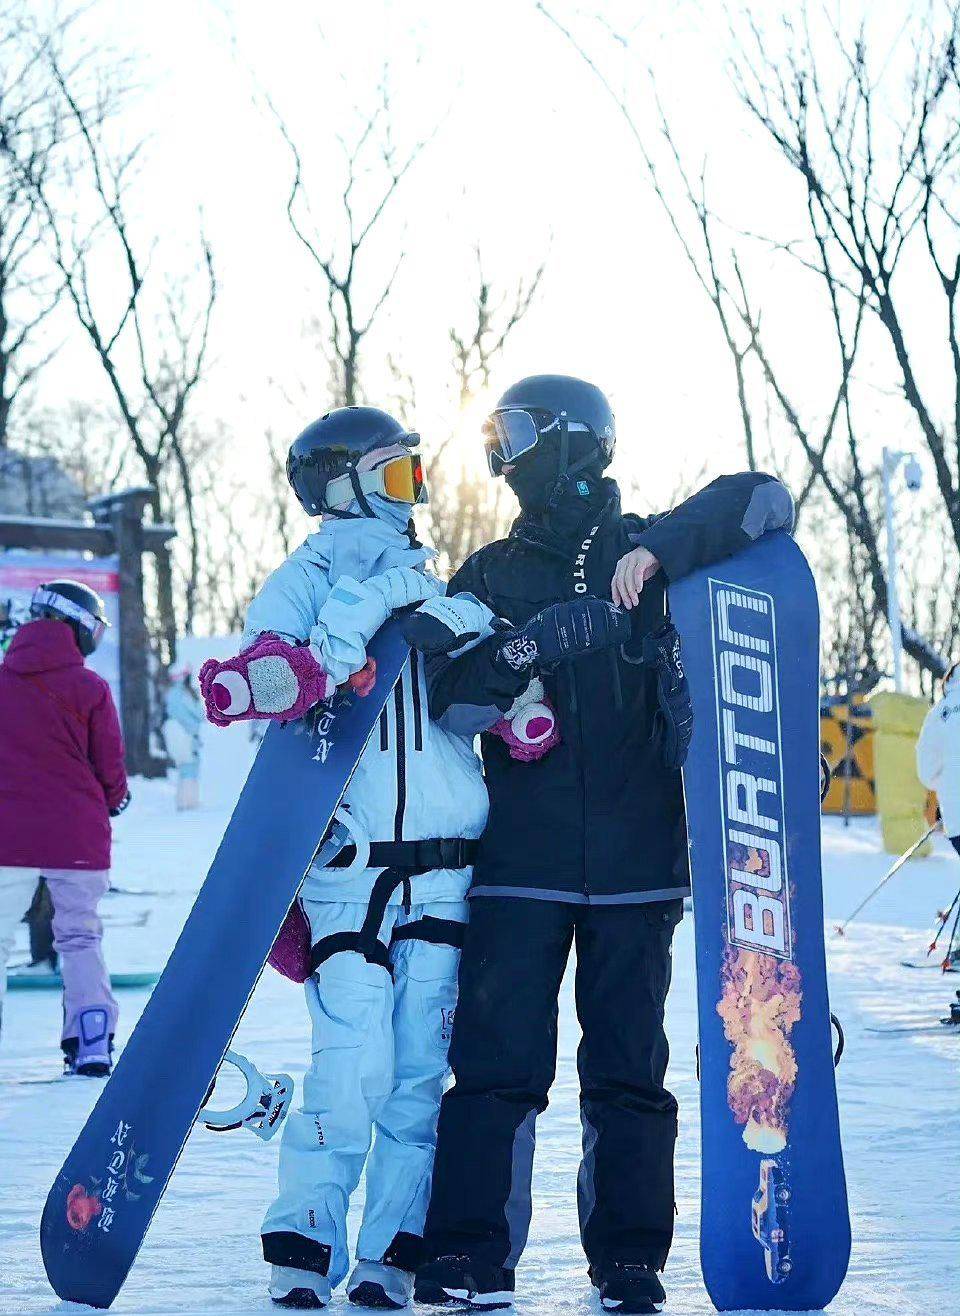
[21,0,950,524]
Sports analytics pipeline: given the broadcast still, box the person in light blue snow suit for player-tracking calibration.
[199,406,532,1312]
[162,665,203,810]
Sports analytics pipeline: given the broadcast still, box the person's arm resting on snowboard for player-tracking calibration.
[610,471,795,608]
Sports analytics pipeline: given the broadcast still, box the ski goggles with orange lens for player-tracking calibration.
[379,452,426,503]
[326,452,427,509]
[483,408,542,476]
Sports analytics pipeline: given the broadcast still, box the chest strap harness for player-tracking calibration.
[309,838,477,977]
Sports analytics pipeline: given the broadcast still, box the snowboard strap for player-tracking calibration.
[391,915,465,950]
[310,852,470,976]
[309,861,470,975]
[324,837,478,871]
[310,867,406,976]
[310,930,393,975]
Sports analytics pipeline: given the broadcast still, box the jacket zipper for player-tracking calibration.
[567,499,619,899]
[393,673,407,841]
[573,663,589,897]
[410,648,424,751]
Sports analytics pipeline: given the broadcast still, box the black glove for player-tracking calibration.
[493,597,632,675]
[399,595,492,657]
[642,620,693,770]
[400,609,478,657]
[109,791,132,818]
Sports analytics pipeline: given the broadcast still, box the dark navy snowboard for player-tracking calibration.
[671,532,850,1312]
[40,622,409,1308]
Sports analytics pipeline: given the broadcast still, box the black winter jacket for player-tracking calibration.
[426,472,794,904]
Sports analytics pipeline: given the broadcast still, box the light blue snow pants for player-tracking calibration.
[262,895,466,1288]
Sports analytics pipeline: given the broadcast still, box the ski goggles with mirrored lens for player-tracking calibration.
[380,452,426,503]
[483,409,542,476]
[325,452,427,509]
[30,588,108,648]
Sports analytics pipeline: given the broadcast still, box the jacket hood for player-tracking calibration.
[2,618,83,674]
[295,515,435,583]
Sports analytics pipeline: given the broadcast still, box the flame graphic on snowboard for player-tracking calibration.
[719,844,802,1154]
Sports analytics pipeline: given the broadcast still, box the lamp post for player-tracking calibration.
[881,447,923,692]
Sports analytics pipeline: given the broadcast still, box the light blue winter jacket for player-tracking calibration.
[244,517,490,904]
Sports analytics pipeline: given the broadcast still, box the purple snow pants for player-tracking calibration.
[0,866,118,1042]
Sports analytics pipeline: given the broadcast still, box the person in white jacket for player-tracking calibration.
[917,661,960,858]
[198,407,508,1312]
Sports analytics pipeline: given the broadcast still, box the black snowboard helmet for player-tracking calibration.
[30,579,110,657]
[482,374,616,513]
[286,406,422,518]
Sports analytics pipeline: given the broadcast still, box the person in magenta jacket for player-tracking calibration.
[0,580,130,1076]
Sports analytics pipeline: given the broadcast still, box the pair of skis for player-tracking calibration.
[40,536,850,1313]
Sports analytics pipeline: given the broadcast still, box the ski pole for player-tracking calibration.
[944,894,960,972]
[834,822,940,936]
[922,885,960,959]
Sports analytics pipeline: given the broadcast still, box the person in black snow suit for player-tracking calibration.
[400,375,795,1316]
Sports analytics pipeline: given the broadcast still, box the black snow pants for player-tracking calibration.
[422,894,683,1277]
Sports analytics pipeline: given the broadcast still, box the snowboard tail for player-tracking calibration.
[39,622,410,1308]
[671,533,850,1312]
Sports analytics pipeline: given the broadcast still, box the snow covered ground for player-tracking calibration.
[1,707,958,1315]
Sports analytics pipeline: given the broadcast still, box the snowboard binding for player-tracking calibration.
[199,1050,293,1141]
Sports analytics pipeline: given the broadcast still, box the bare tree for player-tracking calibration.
[722,6,960,678]
[192,247,545,628]
[0,8,65,447]
[420,250,545,573]
[448,247,545,408]
[188,422,262,636]
[539,2,960,683]
[273,76,434,407]
[196,79,540,626]
[11,399,127,508]
[1,32,218,657]
[264,425,297,561]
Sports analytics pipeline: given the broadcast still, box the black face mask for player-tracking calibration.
[504,431,605,514]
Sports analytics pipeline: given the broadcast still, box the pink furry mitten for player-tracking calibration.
[490,678,561,762]
[268,901,313,983]
[199,634,336,728]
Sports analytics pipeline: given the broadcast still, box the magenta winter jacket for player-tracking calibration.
[0,619,128,871]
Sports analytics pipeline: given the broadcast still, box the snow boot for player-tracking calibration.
[268,1265,331,1309]
[348,1259,413,1309]
[590,1261,666,1314]
[62,1009,114,1078]
[414,1255,514,1310]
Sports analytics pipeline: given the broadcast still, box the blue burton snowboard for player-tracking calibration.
[40,622,410,1308]
[670,532,850,1312]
